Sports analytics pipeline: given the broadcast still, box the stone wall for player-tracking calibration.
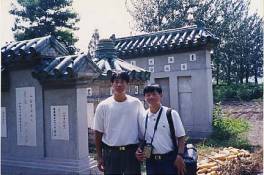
[122,49,213,138]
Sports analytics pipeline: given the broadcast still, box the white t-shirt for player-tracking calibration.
[93,95,146,146]
[139,106,185,154]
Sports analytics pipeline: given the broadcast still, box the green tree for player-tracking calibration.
[87,29,100,57]
[247,13,263,84]
[10,0,79,49]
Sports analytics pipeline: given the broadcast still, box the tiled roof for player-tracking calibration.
[1,35,69,66]
[93,57,150,80]
[32,53,101,80]
[93,39,150,80]
[113,25,218,58]
[32,51,150,81]
[1,37,150,82]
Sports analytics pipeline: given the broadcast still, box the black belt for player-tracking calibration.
[150,151,175,160]
[102,142,138,151]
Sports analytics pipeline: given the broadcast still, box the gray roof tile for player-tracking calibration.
[92,39,150,80]
[32,53,101,80]
[113,25,218,58]
[1,36,68,65]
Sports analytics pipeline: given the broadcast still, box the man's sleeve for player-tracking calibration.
[172,110,186,137]
[93,103,104,133]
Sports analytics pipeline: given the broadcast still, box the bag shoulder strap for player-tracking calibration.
[166,108,178,153]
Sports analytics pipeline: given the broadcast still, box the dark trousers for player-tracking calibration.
[102,145,141,175]
[146,152,178,175]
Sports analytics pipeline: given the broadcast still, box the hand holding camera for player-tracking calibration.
[135,147,145,161]
[136,142,153,161]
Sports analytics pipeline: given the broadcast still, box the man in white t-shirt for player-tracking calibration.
[94,71,145,175]
[136,84,186,175]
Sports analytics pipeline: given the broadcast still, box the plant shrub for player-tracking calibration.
[213,84,263,102]
[212,103,250,139]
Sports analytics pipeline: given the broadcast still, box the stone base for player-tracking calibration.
[187,130,212,139]
[1,156,101,175]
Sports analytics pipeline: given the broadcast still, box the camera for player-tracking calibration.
[139,141,153,159]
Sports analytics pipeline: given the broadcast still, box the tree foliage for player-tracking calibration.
[87,29,100,57]
[10,0,80,52]
[126,0,263,84]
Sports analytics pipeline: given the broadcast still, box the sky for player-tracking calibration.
[1,0,263,52]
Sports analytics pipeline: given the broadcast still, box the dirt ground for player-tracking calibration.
[199,101,263,174]
[221,101,263,147]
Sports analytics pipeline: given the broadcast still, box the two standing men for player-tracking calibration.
[94,72,186,175]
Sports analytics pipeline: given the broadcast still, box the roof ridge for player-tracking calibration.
[3,35,52,46]
[113,25,218,58]
[113,25,201,41]
[1,35,69,58]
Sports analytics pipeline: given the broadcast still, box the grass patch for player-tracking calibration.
[204,137,251,150]
[195,103,252,151]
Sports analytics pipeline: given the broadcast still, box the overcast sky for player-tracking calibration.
[1,0,263,52]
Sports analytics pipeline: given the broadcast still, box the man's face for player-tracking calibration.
[144,91,162,106]
[112,79,128,95]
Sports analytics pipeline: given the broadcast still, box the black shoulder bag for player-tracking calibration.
[166,108,198,175]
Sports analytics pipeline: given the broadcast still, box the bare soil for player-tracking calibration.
[220,101,263,147]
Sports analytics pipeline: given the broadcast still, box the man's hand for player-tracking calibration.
[135,147,145,161]
[174,155,185,175]
[97,156,104,172]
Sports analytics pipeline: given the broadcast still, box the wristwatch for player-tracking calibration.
[177,153,184,159]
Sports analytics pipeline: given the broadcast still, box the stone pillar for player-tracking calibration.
[1,82,101,174]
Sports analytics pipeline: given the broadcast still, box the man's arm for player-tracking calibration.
[137,100,146,140]
[174,136,185,175]
[95,131,103,158]
[170,110,186,175]
[177,136,185,155]
[95,131,104,172]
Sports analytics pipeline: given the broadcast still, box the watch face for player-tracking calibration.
[178,153,184,158]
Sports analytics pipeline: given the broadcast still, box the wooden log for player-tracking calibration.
[198,162,217,169]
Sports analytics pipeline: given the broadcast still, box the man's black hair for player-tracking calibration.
[110,71,130,83]
[143,84,162,96]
